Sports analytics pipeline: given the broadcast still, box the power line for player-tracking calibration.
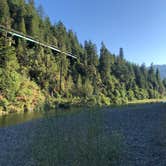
[0,24,77,59]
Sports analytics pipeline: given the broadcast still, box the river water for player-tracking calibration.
[0,107,83,127]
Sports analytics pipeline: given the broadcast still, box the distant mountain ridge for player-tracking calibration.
[154,65,166,79]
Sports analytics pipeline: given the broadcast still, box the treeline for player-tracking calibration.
[0,0,165,114]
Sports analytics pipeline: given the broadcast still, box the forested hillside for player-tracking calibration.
[0,0,165,114]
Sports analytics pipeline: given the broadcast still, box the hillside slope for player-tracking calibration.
[0,0,165,114]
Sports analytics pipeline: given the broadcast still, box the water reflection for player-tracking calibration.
[0,107,83,128]
[0,111,47,127]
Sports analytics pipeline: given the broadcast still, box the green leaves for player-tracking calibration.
[0,68,21,100]
[0,0,165,114]
[99,42,111,81]
[0,0,10,27]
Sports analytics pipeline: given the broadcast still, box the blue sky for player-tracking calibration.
[35,0,166,66]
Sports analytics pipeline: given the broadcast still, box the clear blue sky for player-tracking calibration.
[35,0,166,66]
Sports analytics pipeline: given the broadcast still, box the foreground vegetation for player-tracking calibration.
[0,0,166,115]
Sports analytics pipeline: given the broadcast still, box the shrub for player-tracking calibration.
[99,92,111,105]
[16,78,45,112]
[0,97,9,111]
[0,69,21,101]
[127,90,135,101]
[82,79,94,97]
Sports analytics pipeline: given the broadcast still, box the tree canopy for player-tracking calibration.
[0,0,165,114]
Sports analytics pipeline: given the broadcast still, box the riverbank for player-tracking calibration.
[128,98,166,104]
[0,96,166,117]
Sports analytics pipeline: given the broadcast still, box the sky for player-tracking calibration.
[35,0,166,66]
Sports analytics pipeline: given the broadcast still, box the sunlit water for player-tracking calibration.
[0,111,48,127]
[0,107,83,128]
[0,102,165,128]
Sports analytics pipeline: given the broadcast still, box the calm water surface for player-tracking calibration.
[0,111,50,127]
[0,108,81,128]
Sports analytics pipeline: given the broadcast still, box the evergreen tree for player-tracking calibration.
[140,63,148,89]
[0,0,165,113]
[0,0,10,27]
[0,37,20,100]
[156,68,164,94]
[82,78,93,97]
[119,48,124,60]
[148,63,157,89]
[84,40,98,67]
[25,1,39,36]
[99,42,111,83]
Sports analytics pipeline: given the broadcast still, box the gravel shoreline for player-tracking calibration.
[0,103,166,166]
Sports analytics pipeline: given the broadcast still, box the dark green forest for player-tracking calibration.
[0,0,165,114]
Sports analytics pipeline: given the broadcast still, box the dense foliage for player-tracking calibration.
[0,0,165,114]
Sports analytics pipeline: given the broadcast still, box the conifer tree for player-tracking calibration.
[0,0,10,27]
[99,42,111,83]
[119,48,124,60]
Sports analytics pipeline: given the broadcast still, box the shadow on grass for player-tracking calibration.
[30,109,125,166]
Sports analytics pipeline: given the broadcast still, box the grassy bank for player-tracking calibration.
[128,98,166,104]
[0,95,166,117]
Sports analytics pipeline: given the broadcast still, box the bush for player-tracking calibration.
[99,93,111,105]
[0,97,9,111]
[82,79,94,97]
[0,77,45,114]
[0,69,21,101]
[16,78,45,112]
[86,96,98,106]
[127,90,135,101]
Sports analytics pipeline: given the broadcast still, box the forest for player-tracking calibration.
[0,0,166,115]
